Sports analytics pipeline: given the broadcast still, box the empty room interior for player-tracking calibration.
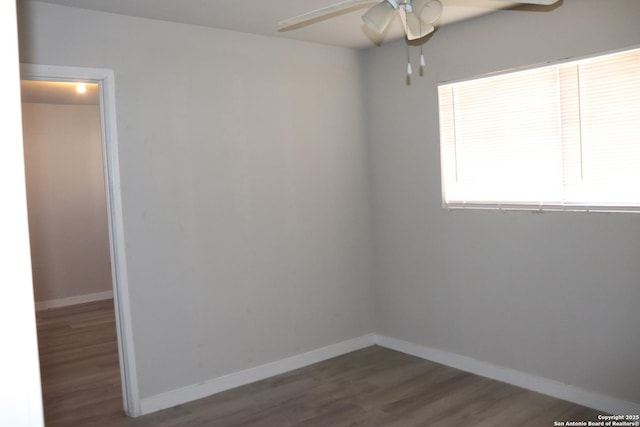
[5,0,640,425]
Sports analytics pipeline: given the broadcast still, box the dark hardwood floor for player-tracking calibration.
[36,300,604,426]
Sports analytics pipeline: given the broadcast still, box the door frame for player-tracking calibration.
[21,64,141,416]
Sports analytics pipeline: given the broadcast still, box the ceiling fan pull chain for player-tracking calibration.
[419,15,426,72]
[406,43,413,76]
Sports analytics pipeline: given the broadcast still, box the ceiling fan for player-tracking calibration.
[278,0,560,41]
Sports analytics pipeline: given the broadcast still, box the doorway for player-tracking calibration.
[20,65,140,417]
[21,81,111,308]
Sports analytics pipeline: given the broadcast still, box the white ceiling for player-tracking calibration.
[34,0,519,48]
[21,80,100,105]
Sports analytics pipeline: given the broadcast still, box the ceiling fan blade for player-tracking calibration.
[278,0,380,31]
[493,0,560,5]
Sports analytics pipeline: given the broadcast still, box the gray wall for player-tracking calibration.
[18,2,372,398]
[22,103,112,303]
[364,0,640,404]
[17,0,640,410]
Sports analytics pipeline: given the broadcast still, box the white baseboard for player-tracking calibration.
[139,333,376,416]
[137,332,639,417]
[35,290,113,311]
[374,334,640,416]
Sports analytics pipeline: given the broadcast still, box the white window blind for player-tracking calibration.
[438,47,640,212]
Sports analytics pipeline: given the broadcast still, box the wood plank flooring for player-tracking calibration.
[36,299,123,427]
[36,300,605,426]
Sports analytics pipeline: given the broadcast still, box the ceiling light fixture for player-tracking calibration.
[361,0,398,34]
[279,0,561,79]
[363,0,442,41]
[279,0,561,41]
[76,83,87,94]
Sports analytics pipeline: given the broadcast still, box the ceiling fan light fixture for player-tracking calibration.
[418,0,443,25]
[405,10,434,39]
[396,6,432,40]
[410,0,430,15]
[362,0,398,34]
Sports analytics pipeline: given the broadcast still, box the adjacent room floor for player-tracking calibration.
[36,300,604,426]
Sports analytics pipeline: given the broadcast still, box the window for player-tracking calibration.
[438,47,640,212]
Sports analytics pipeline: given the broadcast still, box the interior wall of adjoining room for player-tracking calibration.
[363,0,640,405]
[22,102,112,304]
[17,0,373,402]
